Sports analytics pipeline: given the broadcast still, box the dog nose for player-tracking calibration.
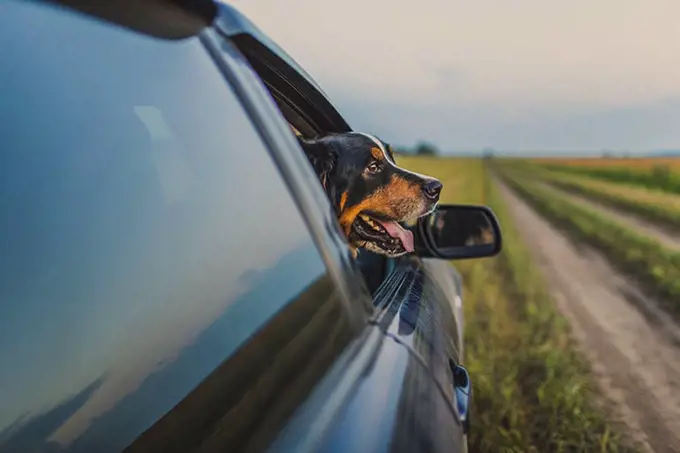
[423,179,442,201]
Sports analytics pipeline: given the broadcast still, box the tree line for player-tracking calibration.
[395,141,440,156]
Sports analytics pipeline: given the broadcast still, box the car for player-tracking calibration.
[0,1,501,453]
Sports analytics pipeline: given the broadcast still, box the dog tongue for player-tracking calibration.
[376,220,415,253]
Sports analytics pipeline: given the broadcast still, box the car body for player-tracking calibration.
[0,1,478,452]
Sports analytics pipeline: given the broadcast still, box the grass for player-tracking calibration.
[494,163,680,318]
[398,156,633,453]
[507,159,680,233]
[531,157,680,194]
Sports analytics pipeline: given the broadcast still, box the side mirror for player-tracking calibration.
[413,204,502,260]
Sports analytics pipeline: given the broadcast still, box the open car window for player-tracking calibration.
[280,117,390,295]
[219,25,391,294]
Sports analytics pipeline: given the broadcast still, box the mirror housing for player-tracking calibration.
[413,204,502,260]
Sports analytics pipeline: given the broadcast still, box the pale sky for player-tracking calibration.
[230,0,680,153]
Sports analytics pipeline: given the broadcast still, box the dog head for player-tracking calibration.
[298,132,443,257]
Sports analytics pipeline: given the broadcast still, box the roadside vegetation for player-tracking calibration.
[494,163,680,318]
[533,157,680,194]
[508,159,680,233]
[398,156,633,453]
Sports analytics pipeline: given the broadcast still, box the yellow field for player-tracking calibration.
[531,156,680,170]
[397,156,479,204]
[525,155,680,194]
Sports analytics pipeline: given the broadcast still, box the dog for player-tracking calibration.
[432,213,495,247]
[297,132,443,257]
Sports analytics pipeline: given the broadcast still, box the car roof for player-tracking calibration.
[46,0,216,39]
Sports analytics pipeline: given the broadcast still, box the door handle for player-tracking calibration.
[450,361,471,434]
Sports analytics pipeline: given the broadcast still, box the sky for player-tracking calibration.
[230,0,680,154]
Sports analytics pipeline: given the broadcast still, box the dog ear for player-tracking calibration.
[297,137,336,191]
[385,143,396,162]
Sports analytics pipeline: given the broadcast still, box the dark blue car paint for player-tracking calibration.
[370,259,470,430]
[271,334,463,453]
[0,1,470,452]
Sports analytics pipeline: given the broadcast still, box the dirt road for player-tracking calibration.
[538,181,680,252]
[497,179,680,453]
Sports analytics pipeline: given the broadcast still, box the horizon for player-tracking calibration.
[394,146,680,158]
[230,0,680,154]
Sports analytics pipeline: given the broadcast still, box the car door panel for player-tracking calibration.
[266,330,464,453]
[370,258,465,420]
[123,273,355,453]
[421,259,466,357]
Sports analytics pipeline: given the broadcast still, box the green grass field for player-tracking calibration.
[533,157,680,194]
[493,162,680,317]
[398,156,634,453]
[512,160,680,233]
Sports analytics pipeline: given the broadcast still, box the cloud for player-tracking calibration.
[230,0,680,150]
[332,90,680,151]
[231,0,680,107]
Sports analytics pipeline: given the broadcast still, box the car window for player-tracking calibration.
[259,109,389,293]
[290,119,390,293]
[0,2,355,452]
[222,33,391,294]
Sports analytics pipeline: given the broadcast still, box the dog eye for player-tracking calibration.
[367,162,381,174]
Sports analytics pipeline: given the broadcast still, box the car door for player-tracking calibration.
[210,2,471,449]
[0,2,373,453]
[1,3,466,453]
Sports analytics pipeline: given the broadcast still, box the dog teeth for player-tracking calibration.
[361,215,376,227]
[359,214,386,233]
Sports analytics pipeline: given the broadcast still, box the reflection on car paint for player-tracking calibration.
[309,338,463,453]
[0,1,354,451]
[123,274,353,453]
[368,259,465,424]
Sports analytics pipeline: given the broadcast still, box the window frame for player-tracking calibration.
[212,10,395,294]
[243,48,392,294]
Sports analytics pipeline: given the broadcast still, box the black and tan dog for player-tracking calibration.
[297,132,443,257]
